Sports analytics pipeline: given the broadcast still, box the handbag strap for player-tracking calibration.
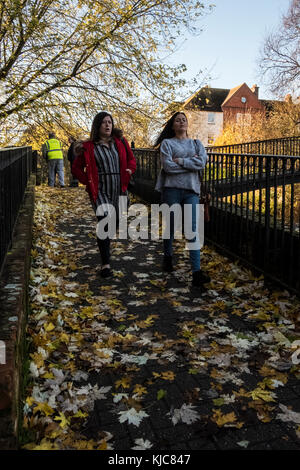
[193,139,204,186]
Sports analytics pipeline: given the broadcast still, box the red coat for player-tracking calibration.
[72,137,136,202]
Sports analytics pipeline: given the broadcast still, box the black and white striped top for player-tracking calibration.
[94,141,121,212]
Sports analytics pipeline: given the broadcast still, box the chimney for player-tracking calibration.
[251,84,259,97]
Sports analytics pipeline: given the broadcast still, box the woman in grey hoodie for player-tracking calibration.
[154,111,211,287]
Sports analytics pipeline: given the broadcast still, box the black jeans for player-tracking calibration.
[97,216,111,265]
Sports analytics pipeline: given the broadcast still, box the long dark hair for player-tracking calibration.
[89,111,127,142]
[153,111,188,148]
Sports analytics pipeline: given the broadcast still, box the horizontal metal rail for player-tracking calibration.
[132,149,300,294]
[207,135,300,156]
[0,146,33,274]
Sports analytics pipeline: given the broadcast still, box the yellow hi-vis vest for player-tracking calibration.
[45,138,63,160]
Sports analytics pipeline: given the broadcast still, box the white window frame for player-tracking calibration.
[207,112,215,124]
[236,113,252,124]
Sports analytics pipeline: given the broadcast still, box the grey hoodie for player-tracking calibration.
[155,137,208,195]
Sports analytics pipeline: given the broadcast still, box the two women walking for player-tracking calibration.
[72,110,210,288]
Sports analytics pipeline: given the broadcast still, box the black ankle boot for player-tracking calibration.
[162,255,174,272]
[100,267,112,278]
[192,269,211,286]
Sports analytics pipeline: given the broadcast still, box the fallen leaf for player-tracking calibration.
[118,408,149,427]
[157,390,167,400]
[54,412,70,428]
[132,438,153,450]
[250,388,276,402]
[169,403,200,425]
[212,409,237,427]
[277,404,300,424]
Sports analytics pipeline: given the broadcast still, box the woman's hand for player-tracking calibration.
[126,169,132,175]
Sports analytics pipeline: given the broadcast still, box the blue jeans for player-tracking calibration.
[48,159,64,186]
[162,188,200,272]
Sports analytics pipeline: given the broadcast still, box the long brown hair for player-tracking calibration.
[90,112,124,142]
[90,112,114,142]
[153,112,188,148]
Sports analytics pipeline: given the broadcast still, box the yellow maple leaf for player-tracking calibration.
[250,388,276,402]
[100,286,113,291]
[30,352,45,368]
[161,371,175,381]
[258,366,288,384]
[33,402,54,416]
[133,384,148,396]
[59,333,70,344]
[44,322,55,332]
[31,249,38,258]
[73,410,88,419]
[115,377,131,389]
[41,371,55,379]
[249,311,271,321]
[144,315,158,326]
[212,409,237,427]
[26,396,34,406]
[54,412,70,428]
[152,372,161,379]
[80,306,94,318]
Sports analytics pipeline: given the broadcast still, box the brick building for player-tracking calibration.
[182,83,270,146]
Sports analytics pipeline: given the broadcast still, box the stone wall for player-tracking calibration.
[185,110,223,146]
[0,175,35,449]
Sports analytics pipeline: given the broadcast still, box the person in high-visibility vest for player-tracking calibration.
[42,132,65,187]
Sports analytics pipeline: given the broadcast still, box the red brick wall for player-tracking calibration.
[222,83,264,125]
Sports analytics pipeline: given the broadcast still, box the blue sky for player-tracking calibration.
[168,0,292,101]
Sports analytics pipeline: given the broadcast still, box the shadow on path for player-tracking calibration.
[23,186,300,450]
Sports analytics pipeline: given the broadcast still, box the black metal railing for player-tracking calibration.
[208,136,300,156]
[0,146,33,274]
[132,149,300,294]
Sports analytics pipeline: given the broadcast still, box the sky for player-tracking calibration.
[168,0,292,101]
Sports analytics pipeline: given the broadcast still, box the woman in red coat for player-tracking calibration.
[72,112,136,278]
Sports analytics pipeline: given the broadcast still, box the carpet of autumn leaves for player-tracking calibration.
[22,186,300,450]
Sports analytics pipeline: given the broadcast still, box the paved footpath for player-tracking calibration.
[23,186,300,451]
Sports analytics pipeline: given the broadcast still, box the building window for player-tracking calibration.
[236,113,251,124]
[207,112,215,124]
